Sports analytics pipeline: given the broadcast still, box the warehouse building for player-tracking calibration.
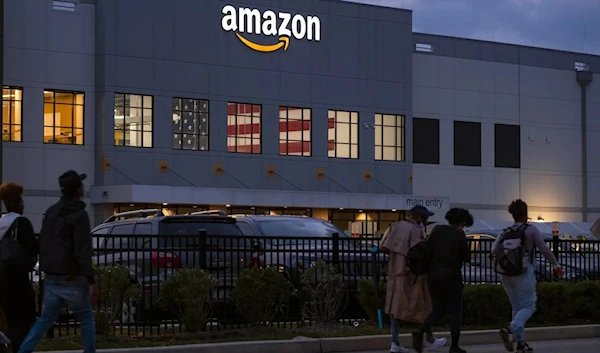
[3,0,600,235]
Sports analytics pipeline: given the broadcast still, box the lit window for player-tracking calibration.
[279,106,311,156]
[2,86,23,142]
[114,93,153,148]
[227,102,261,154]
[43,90,84,145]
[328,110,359,159]
[172,98,209,151]
[375,114,405,162]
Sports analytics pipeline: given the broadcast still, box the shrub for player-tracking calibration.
[356,279,389,324]
[158,269,216,333]
[355,279,600,326]
[95,266,141,334]
[230,267,293,325]
[299,261,346,324]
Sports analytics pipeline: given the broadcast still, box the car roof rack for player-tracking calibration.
[103,209,164,224]
[188,210,228,216]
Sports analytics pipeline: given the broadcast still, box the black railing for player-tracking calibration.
[29,233,600,336]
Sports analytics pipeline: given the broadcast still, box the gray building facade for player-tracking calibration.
[3,0,599,233]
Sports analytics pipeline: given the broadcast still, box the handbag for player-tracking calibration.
[0,218,36,271]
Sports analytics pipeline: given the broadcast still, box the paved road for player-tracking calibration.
[340,338,600,353]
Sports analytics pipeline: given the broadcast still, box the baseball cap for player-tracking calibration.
[410,205,435,218]
[59,170,87,192]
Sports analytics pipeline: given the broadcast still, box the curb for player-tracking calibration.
[48,324,600,353]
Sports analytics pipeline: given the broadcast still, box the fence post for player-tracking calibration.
[199,230,207,270]
[552,235,559,262]
[332,232,340,266]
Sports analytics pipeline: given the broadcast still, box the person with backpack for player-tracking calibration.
[17,171,98,353]
[0,182,39,353]
[412,208,473,353]
[492,199,562,353]
[381,205,446,353]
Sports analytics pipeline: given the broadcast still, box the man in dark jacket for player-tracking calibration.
[18,171,98,353]
[412,208,473,353]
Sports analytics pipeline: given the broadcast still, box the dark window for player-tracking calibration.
[454,121,481,167]
[495,124,520,168]
[237,222,257,236]
[412,118,439,164]
[134,223,153,235]
[172,98,209,151]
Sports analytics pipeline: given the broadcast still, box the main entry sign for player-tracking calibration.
[221,5,321,53]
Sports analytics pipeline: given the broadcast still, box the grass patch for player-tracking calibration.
[36,320,599,351]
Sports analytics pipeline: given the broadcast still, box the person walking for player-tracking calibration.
[412,208,473,353]
[18,171,98,353]
[0,182,39,353]
[381,205,446,353]
[492,199,562,353]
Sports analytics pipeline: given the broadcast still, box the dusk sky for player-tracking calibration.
[345,0,600,55]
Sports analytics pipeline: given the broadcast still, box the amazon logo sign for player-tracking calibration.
[221,5,321,53]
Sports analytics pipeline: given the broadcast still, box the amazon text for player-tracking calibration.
[221,5,321,42]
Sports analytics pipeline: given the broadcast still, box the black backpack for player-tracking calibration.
[492,224,531,276]
[407,240,430,277]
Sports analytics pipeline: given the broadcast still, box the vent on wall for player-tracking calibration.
[575,62,590,72]
[53,1,76,12]
[415,43,433,53]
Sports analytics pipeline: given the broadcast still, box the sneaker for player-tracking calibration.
[523,342,533,351]
[425,337,447,351]
[412,331,425,353]
[516,343,525,353]
[499,327,514,352]
[390,342,409,353]
[449,346,467,353]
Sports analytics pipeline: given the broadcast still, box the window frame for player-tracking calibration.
[374,113,406,162]
[279,106,312,157]
[113,92,154,148]
[2,86,23,142]
[172,97,210,151]
[227,102,262,154]
[43,89,85,145]
[328,109,359,159]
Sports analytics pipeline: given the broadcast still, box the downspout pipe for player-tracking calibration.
[577,70,593,222]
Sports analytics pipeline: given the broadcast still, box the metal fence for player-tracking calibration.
[32,233,600,336]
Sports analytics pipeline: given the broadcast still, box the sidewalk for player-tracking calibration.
[339,338,600,353]
[47,324,600,353]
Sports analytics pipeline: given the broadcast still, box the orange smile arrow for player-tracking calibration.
[235,33,290,52]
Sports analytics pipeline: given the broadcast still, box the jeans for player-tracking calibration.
[18,275,96,353]
[420,275,464,347]
[501,266,537,344]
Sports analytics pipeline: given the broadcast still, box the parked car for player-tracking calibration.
[90,209,247,323]
[231,215,387,284]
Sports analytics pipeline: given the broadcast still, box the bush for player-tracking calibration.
[158,269,216,333]
[356,279,600,326]
[230,267,293,325]
[95,266,141,334]
[356,279,388,324]
[299,261,346,324]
